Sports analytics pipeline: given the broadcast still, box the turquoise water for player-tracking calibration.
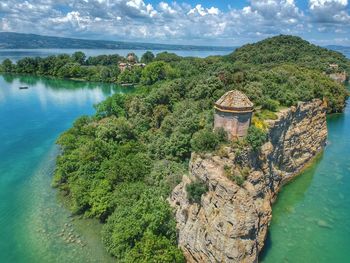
[0,55,350,262]
[261,82,350,262]
[0,75,132,262]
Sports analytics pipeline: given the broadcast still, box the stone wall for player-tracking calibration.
[214,110,252,139]
[170,99,327,263]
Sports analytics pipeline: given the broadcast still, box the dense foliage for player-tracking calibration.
[16,35,348,261]
[246,126,268,151]
[230,35,350,74]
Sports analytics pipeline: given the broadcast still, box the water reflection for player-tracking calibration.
[0,74,133,109]
[0,74,126,262]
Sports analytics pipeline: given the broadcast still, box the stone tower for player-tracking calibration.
[214,90,253,139]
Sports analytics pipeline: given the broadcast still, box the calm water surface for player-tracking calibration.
[261,81,350,262]
[0,75,133,262]
[0,50,349,263]
[0,48,232,62]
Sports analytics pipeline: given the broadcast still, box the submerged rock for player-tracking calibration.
[317,220,333,229]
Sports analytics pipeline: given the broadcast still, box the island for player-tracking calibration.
[1,35,349,262]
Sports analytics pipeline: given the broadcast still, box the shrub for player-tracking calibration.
[191,128,226,153]
[223,165,247,186]
[261,98,280,111]
[246,126,267,151]
[232,175,245,186]
[186,181,208,204]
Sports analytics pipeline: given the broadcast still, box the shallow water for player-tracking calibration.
[1,52,350,262]
[261,82,350,262]
[0,75,132,262]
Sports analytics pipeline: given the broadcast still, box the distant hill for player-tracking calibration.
[326,45,350,55]
[228,35,350,73]
[0,32,232,51]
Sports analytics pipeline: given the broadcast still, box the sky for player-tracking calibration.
[1,0,350,46]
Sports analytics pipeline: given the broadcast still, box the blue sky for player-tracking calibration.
[1,0,350,46]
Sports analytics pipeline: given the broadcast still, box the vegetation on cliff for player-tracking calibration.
[28,35,349,261]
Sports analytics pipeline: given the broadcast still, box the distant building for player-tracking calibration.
[214,90,254,139]
[329,63,339,70]
[127,53,137,64]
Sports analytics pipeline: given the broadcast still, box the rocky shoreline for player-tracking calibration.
[170,99,328,262]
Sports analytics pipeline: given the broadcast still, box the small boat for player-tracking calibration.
[19,86,29,89]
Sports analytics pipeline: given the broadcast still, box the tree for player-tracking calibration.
[191,129,223,152]
[71,51,86,65]
[141,51,155,64]
[246,126,267,151]
[95,93,127,118]
[1,59,13,72]
[141,61,172,85]
[124,231,185,263]
[102,190,182,262]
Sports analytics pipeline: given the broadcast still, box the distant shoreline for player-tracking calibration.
[0,32,234,51]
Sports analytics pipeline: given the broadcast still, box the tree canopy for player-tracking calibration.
[5,35,348,262]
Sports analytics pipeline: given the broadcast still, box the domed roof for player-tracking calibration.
[127,53,136,63]
[214,90,253,112]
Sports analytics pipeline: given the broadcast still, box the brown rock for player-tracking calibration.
[170,99,327,263]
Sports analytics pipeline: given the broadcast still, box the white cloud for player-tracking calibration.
[310,0,347,9]
[0,0,349,45]
[188,4,220,16]
[309,0,350,24]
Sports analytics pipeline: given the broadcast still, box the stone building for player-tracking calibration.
[214,90,253,139]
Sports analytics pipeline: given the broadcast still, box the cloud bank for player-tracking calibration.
[0,0,350,45]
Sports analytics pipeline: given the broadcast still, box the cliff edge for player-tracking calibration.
[170,99,327,262]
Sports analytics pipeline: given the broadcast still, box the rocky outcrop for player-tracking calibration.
[329,72,347,83]
[170,99,327,263]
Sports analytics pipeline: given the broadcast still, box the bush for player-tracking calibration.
[232,175,245,186]
[223,165,248,186]
[261,98,280,111]
[102,190,181,262]
[246,126,267,151]
[191,128,226,153]
[186,181,208,204]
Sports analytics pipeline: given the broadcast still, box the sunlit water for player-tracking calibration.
[0,75,133,262]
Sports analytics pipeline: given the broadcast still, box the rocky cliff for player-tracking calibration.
[329,72,347,84]
[170,99,327,263]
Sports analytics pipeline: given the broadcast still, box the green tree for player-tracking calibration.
[141,61,172,85]
[1,58,13,72]
[71,51,86,65]
[191,129,223,152]
[141,51,155,64]
[246,126,267,151]
[102,190,180,261]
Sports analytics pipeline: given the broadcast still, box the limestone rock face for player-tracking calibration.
[329,72,347,83]
[170,99,327,263]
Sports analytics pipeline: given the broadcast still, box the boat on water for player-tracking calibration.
[19,86,29,89]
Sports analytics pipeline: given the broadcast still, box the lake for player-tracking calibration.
[0,48,233,62]
[260,81,350,262]
[0,50,349,262]
[0,75,133,263]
